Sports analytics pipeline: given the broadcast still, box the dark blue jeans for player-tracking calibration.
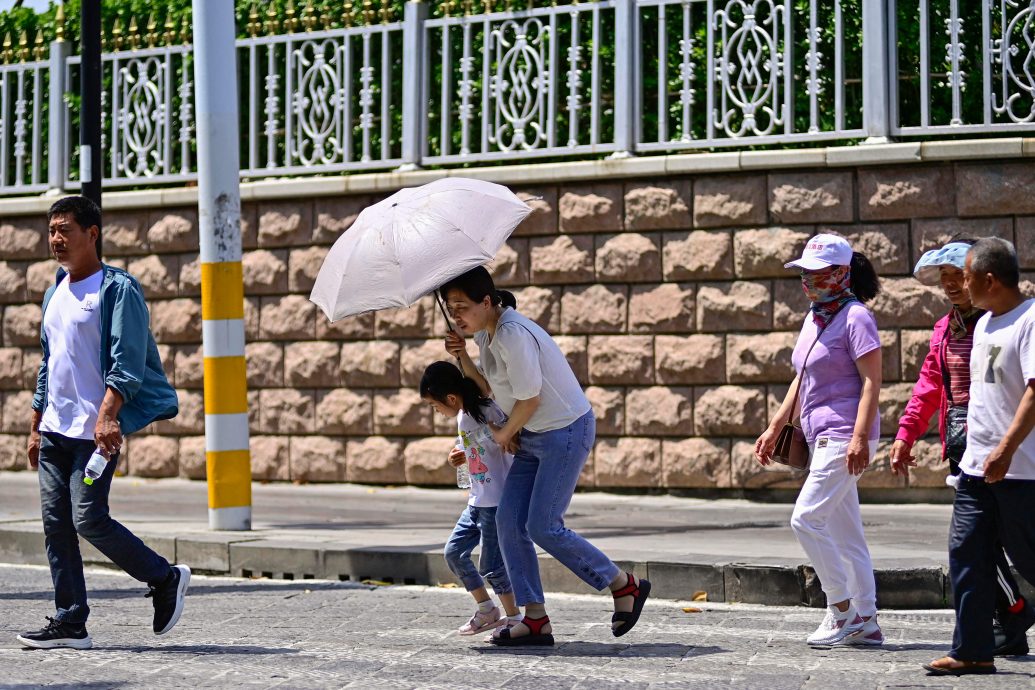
[950,474,1035,661]
[38,432,171,625]
[443,504,511,594]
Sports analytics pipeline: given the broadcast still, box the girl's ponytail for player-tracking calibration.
[849,252,881,303]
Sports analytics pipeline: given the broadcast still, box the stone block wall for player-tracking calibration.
[2,160,1033,492]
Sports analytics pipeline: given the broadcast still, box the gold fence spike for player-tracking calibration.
[342,1,354,27]
[363,0,375,25]
[285,0,300,33]
[128,15,140,50]
[380,0,392,23]
[17,29,29,63]
[180,15,191,44]
[246,2,260,37]
[484,0,494,13]
[1,32,13,64]
[33,28,45,61]
[163,14,177,45]
[302,1,317,31]
[264,4,280,35]
[112,17,125,51]
[55,3,66,42]
[146,13,158,48]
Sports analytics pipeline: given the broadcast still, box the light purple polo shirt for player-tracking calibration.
[791,301,881,444]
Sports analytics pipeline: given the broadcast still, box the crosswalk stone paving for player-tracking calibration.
[1,563,1033,689]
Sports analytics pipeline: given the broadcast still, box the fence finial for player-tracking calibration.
[112,17,125,51]
[55,3,66,42]
[128,15,141,50]
[302,1,317,31]
[363,0,375,25]
[285,0,300,33]
[33,28,45,61]
[484,0,494,13]
[17,30,29,63]
[146,14,159,48]
[180,15,191,44]
[343,2,355,27]
[163,14,177,45]
[380,0,393,23]
[264,3,280,35]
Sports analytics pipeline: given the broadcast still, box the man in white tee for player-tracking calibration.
[16,196,188,651]
[926,238,1035,676]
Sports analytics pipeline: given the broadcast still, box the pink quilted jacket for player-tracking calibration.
[894,313,952,458]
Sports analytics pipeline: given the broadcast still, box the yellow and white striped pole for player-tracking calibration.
[193,0,251,530]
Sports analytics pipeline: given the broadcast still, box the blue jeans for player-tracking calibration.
[443,504,511,594]
[495,410,620,606]
[38,432,172,625]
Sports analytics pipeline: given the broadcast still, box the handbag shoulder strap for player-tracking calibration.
[787,300,853,414]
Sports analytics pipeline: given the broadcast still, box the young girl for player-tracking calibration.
[420,360,519,635]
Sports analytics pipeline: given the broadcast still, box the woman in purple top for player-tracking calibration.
[754,234,883,648]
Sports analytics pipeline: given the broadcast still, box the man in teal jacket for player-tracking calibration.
[17,196,189,650]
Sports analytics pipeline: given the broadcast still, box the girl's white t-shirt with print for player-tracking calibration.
[457,402,513,507]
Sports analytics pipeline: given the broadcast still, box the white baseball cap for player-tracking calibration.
[783,233,853,270]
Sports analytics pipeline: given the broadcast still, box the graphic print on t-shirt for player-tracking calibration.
[459,428,491,484]
[985,345,1002,384]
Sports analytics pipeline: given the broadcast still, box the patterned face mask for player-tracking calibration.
[801,266,855,326]
[801,266,850,303]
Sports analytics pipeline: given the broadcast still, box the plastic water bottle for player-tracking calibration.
[83,448,108,486]
[455,438,471,489]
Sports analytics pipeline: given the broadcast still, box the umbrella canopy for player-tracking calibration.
[310,177,532,322]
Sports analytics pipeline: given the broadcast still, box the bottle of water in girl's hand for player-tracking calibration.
[83,448,108,486]
[455,438,471,489]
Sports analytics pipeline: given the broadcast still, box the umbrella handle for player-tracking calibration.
[435,292,465,370]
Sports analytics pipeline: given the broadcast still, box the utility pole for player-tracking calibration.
[192,0,251,531]
[79,0,101,206]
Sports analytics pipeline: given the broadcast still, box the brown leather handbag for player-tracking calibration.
[772,304,848,470]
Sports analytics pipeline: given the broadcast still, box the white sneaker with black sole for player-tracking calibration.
[16,617,92,649]
[807,604,866,646]
[147,564,191,635]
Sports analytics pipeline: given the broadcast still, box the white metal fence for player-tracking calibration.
[0,0,1034,197]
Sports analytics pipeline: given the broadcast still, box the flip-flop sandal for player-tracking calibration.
[922,659,996,676]
[611,574,651,638]
[490,615,554,647]
[459,610,506,636]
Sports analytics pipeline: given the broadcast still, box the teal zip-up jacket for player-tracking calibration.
[32,264,179,435]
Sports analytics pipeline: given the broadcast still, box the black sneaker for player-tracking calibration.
[146,564,191,635]
[16,617,92,649]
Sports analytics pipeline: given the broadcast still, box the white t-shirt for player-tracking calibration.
[474,307,591,432]
[458,402,513,507]
[960,299,1035,480]
[40,269,106,441]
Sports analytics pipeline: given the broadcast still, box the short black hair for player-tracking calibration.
[47,195,102,259]
[438,266,501,306]
[968,237,1019,289]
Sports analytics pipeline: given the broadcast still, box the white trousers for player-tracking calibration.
[790,437,879,617]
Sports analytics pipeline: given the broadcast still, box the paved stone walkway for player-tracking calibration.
[2,563,1033,689]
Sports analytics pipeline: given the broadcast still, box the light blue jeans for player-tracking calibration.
[444,504,511,594]
[495,410,621,606]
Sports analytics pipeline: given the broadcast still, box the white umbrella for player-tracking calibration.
[310,177,532,322]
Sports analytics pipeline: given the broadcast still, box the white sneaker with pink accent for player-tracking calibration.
[840,616,885,646]
[806,604,866,646]
[458,606,506,635]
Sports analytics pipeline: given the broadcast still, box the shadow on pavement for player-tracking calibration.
[100,643,299,655]
[0,581,369,601]
[472,642,714,658]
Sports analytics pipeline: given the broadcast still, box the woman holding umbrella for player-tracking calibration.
[441,267,650,646]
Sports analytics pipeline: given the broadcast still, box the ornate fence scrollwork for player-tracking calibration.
[714,0,785,139]
[991,0,1035,125]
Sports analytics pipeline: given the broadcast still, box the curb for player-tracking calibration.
[0,522,967,609]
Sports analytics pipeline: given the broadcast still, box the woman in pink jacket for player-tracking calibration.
[890,241,1034,656]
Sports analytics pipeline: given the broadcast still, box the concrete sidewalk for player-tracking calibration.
[0,471,974,608]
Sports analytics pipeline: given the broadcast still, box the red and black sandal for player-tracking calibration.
[611,573,651,638]
[490,615,555,647]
